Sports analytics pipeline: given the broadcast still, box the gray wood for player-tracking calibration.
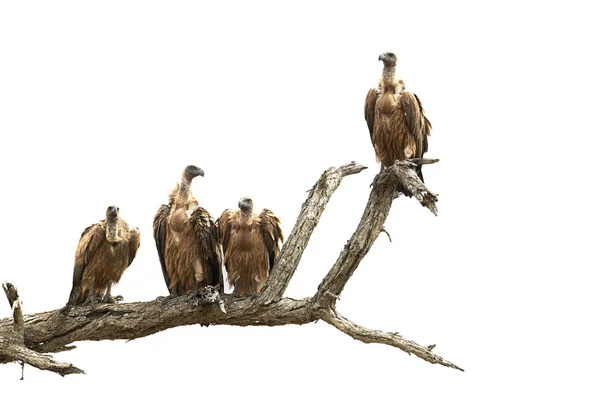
[1,160,461,378]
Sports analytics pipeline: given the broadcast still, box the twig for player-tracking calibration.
[381,227,392,242]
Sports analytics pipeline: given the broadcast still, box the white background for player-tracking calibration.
[1,1,599,398]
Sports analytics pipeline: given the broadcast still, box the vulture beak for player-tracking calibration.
[378,53,385,61]
[238,197,253,211]
[197,168,205,177]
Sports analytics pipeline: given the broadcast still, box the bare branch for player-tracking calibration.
[406,157,440,165]
[6,346,84,377]
[1,293,462,375]
[3,282,24,336]
[389,160,439,215]
[258,161,367,303]
[314,172,396,306]
[0,160,460,377]
[1,282,84,376]
[313,159,438,307]
[0,295,314,354]
[320,308,464,372]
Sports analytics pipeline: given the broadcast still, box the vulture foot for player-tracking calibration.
[81,294,103,310]
[102,294,123,304]
[60,304,73,315]
[157,293,178,306]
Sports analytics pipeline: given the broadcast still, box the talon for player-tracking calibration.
[186,291,197,301]
[158,293,177,306]
[60,304,73,315]
[102,294,122,304]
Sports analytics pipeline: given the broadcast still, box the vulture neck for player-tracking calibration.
[106,217,120,243]
[381,66,397,93]
[240,207,253,222]
[177,175,194,205]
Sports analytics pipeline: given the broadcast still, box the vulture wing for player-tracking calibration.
[216,209,234,264]
[398,92,431,160]
[126,226,141,268]
[398,91,432,181]
[414,93,431,156]
[259,209,284,273]
[191,207,224,292]
[364,88,380,144]
[67,222,105,305]
[153,204,171,291]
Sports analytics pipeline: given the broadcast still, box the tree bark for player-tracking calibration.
[1,283,84,377]
[1,160,463,377]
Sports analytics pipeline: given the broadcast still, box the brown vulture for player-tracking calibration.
[364,52,432,195]
[153,165,223,296]
[67,205,140,307]
[217,197,283,296]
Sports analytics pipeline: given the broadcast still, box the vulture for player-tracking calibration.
[153,165,223,296]
[364,52,432,195]
[67,205,140,307]
[217,197,283,296]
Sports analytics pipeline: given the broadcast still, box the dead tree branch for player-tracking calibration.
[1,283,84,377]
[258,161,367,304]
[314,159,438,307]
[392,159,439,215]
[1,160,460,377]
[320,308,463,371]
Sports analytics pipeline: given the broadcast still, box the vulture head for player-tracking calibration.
[238,197,254,212]
[378,52,397,68]
[105,205,121,242]
[183,165,205,181]
[106,205,120,221]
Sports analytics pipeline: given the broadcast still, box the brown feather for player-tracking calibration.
[153,169,222,296]
[70,214,140,305]
[153,204,172,289]
[217,206,283,296]
[364,88,379,145]
[364,54,432,184]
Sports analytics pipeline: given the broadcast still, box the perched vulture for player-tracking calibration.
[217,197,283,296]
[153,165,223,296]
[364,52,432,195]
[67,205,140,307]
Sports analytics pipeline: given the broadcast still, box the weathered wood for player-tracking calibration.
[1,293,460,374]
[1,283,85,377]
[9,295,314,354]
[1,344,84,377]
[314,159,438,306]
[0,160,458,378]
[320,308,464,371]
[3,283,24,337]
[257,161,368,304]
[391,159,439,215]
